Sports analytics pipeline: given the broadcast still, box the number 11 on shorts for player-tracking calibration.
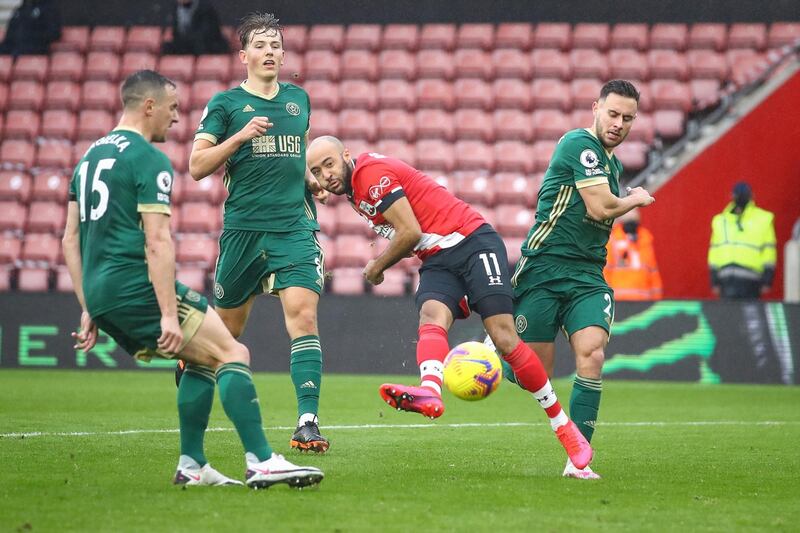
[479,252,503,286]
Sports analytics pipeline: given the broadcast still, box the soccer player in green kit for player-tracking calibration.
[63,70,323,488]
[495,80,655,479]
[188,13,329,452]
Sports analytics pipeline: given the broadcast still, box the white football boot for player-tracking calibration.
[173,455,244,486]
[563,458,601,480]
[245,452,324,489]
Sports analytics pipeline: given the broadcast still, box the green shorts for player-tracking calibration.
[511,257,614,342]
[93,281,208,361]
[213,229,324,308]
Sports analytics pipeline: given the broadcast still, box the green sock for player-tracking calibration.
[500,358,522,387]
[216,362,272,461]
[176,364,216,466]
[290,335,323,418]
[570,375,602,442]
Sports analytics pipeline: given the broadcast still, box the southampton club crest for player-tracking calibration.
[286,102,300,116]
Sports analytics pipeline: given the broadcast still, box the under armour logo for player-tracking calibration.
[489,276,502,286]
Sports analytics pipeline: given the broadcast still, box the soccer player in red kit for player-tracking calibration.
[307,136,593,470]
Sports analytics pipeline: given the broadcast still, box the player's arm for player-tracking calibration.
[189,116,273,180]
[62,201,98,351]
[579,184,654,221]
[141,212,183,353]
[363,197,422,285]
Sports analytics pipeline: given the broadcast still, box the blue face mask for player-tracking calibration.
[622,221,639,241]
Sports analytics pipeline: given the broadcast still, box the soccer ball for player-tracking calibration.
[443,341,503,401]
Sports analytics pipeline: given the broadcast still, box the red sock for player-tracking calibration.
[417,323,449,393]
[503,340,564,419]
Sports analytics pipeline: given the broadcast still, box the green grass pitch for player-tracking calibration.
[1,370,798,532]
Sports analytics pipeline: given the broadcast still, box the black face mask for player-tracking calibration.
[734,192,751,209]
[622,220,639,240]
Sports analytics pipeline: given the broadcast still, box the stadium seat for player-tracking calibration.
[687,50,729,80]
[569,108,593,129]
[282,25,308,54]
[277,52,304,83]
[0,171,31,203]
[419,24,456,50]
[532,109,571,141]
[35,141,73,169]
[653,110,685,139]
[309,109,338,138]
[454,49,494,80]
[727,23,766,50]
[650,23,688,51]
[768,22,800,48]
[688,23,728,51]
[54,264,74,292]
[457,23,494,50]
[21,233,60,263]
[120,52,157,78]
[77,110,114,140]
[377,49,417,80]
[0,83,7,111]
[610,23,649,51]
[4,110,40,140]
[176,266,207,292]
[494,173,538,206]
[382,24,419,51]
[376,140,416,167]
[8,80,44,111]
[80,80,118,111]
[533,23,572,50]
[415,79,455,110]
[636,82,654,112]
[454,109,493,142]
[494,141,532,173]
[503,236,525,267]
[44,81,81,111]
[330,194,365,235]
[492,79,531,110]
[330,267,366,295]
[195,55,231,81]
[158,141,187,173]
[17,267,51,292]
[454,79,492,110]
[0,202,26,232]
[532,140,556,171]
[0,140,36,168]
[572,23,610,50]
[570,49,610,79]
[182,174,225,205]
[345,24,382,51]
[12,55,49,82]
[609,50,649,81]
[71,140,93,166]
[613,141,649,171]
[157,55,195,82]
[415,109,454,141]
[304,50,341,81]
[341,50,378,80]
[377,79,416,109]
[168,116,192,143]
[176,234,218,264]
[493,109,534,143]
[688,79,722,110]
[531,79,572,112]
[415,139,455,171]
[491,49,531,80]
[84,51,121,82]
[31,172,69,201]
[190,80,226,110]
[495,23,533,50]
[51,26,90,53]
[530,49,572,80]
[307,24,345,52]
[377,109,415,141]
[303,80,339,111]
[495,204,535,237]
[90,26,126,53]
[178,202,220,233]
[627,113,655,144]
[339,80,377,110]
[338,110,377,141]
[648,50,689,80]
[729,53,769,86]
[0,235,22,264]
[650,79,692,112]
[454,173,495,205]
[371,269,408,296]
[26,201,65,233]
[416,49,455,79]
[570,79,603,109]
[334,234,372,266]
[125,26,163,54]
[455,140,494,171]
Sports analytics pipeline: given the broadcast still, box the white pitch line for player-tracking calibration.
[1,420,798,439]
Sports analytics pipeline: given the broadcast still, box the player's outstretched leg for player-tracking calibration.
[173,455,243,486]
[245,452,324,489]
[379,383,445,419]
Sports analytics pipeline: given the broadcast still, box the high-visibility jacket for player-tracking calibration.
[604,224,663,301]
[708,201,776,284]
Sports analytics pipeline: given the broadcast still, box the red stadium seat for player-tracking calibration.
[168,116,192,143]
[570,79,603,109]
[454,79,492,110]
[377,109,415,141]
[90,26,126,53]
[176,234,218,264]
[0,83,7,111]
[0,171,31,203]
[627,113,655,144]
[44,81,81,111]
[491,49,531,79]
[157,55,195,82]
[277,52,304,84]
[530,49,571,80]
[345,24,382,51]
[0,56,11,84]
[419,24,456,50]
[309,109,338,138]
[416,109,455,141]
[51,26,90,53]
[532,140,556,171]
[195,55,231,81]
[613,141,649,171]
[503,236,525,267]
[21,233,60,263]
[330,267,366,295]
[495,204,535,237]
[81,80,118,111]
[415,139,455,171]
[377,49,417,80]
[8,80,44,111]
[381,24,419,51]
[0,202,26,232]
[371,269,408,296]
[377,79,416,109]
[687,50,729,81]
[533,23,572,51]
[416,49,455,79]
[496,22,533,50]
[77,110,114,140]
[17,267,51,292]
[341,50,378,80]
[610,23,649,51]
[650,23,688,51]
[282,25,308,54]
[570,49,610,79]
[454,140,494,172]
[334,235,372,267]
[494,173,538,206]
[0,235,22,264]
[307,24,345,52]
[338,110,377,141]
[531,79,572,112]
[125,26,163,54]
[178,203,220,234]
[31,172,69,201]
[84,51,121,82]
[35,142,73,169]
[648,50,689,81]
[609,50,649,81]
[494,141,532,173]
[454,109,493,142]
[454,49,494,80]
[689,79,722,110]
[569,108,593,129]
[532,109,571,141]
[729,52,769,86]
[176,266,207,292]
[492,79,531,110]
[636,82,654,113]
[1,140,36,168]
[455,173,495,206]
[182,175,225,205]
[26,201,65,233]
[768,22,800,48]
[650,79,692,112]
[333,202,369,236]
[415,79,455,110]
[304,50,341,81]
[158,141,188,173]
[120,52,157,78]
[572,23,610,50]
[338,80,377,110]
[728,23,766,50]
[688,23,728,51]
[316,205,336,236]
[54,264,74,292]
[4,110,40,140]
[653,110,685,139]
[493,110,533,142]
[303,80,339,111]
[12,55,49,82]
[457,24,494,50]
[190,80,226,110]
[376,140,416,167]
[71,140,93,166]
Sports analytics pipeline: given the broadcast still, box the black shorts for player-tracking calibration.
[416,224,514,320]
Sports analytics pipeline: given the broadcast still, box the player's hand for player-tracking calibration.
[363,259,384,285]
[158,315,183,354]
[72,311,98,351]
[306,176,330,204]
[626,186,655,207]
[235,116,273,143]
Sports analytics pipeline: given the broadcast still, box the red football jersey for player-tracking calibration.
[348,152,486,260]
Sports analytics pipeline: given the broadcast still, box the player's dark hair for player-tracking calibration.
[238,12,283,49]
[599,79,640,103]
[120,70,175,109]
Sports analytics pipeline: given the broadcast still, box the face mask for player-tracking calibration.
[622,221,639,239]
[734,192,751,209]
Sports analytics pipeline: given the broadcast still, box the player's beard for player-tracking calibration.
[595,120,626,149]
[340,157,355,195]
